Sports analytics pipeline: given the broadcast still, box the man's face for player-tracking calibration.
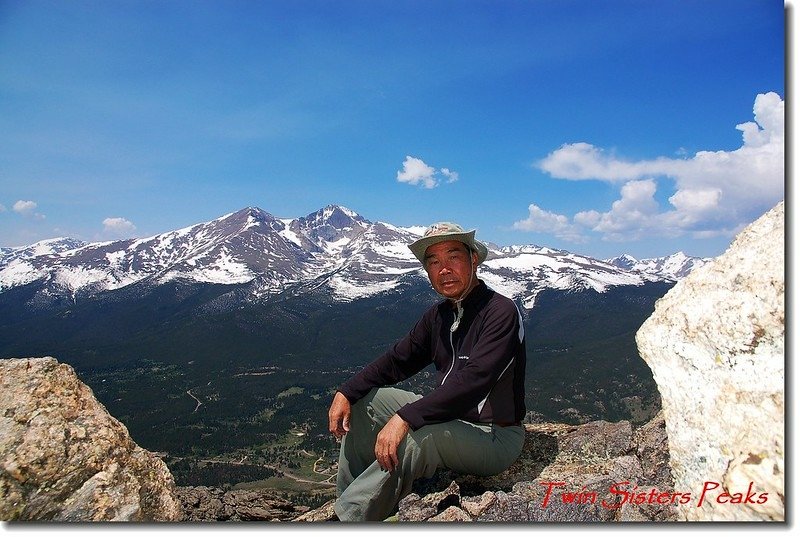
[423,240,478,300]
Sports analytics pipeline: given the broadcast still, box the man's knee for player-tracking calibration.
[401,428,441,477]
[350,387,380,413]
[360,387,421,422]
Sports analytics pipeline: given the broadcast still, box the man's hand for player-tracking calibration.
[374,414,410,472]
[328,391,351,439]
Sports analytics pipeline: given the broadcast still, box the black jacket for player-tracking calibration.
[338,280,527,430]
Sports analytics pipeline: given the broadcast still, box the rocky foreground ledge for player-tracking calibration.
[297,417,675,522]
[401,417,675,522]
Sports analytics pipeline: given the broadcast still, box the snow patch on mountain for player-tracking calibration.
[397,224,427,237]
[328,273,407,301]
[277,219,304,247]
[175,249,255,285]
[0,260,44,290]
[480,272,534,308]
[606,252,711,281]
[53,266,115,293]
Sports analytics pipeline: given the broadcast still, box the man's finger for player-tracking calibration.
[328,392,352,439]
[328,412,340,436]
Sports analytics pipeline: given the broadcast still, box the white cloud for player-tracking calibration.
[538,143,673,182]
[396,156,460,189]
[667,188,722,220]
[13,200,37,215]
[12,200,45,220]
[575,179,662,241]
[525,92,784,243]
[102,217,137,238]
[512,204,587,243]
[0,203,6,213]
[441,168,459,183]
[397,156,437,188]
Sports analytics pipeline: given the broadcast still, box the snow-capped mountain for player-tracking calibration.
[0,238,87,265]
[605,252,710,281]
[0,205,706,308]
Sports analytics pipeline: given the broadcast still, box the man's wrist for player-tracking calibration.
[393,413,409,428]
[395,407,422,431]
[336,389,357,405]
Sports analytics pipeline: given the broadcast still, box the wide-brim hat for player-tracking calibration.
[408,222,488,265]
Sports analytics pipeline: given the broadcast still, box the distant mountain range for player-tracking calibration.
[604,252,709,280]
[0,205,712,444]
[0,204,708,308]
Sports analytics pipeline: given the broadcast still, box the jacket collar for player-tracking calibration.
[443,279,491,312]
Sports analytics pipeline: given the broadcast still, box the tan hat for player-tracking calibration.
[408,222,488,265]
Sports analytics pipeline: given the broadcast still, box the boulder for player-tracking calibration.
[0,357,183,521]
[292,498,337,522]
[176,486,309,521]
[636,202,784,521]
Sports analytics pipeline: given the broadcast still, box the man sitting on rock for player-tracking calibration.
[328,222,527,521]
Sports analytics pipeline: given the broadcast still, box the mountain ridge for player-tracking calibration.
[0,204,681,453]
[0,205,708,308]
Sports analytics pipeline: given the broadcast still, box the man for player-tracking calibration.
[328,222,527,521]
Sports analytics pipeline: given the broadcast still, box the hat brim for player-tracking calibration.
[408,230,488,266]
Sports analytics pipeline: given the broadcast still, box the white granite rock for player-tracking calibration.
[636,202,784,521]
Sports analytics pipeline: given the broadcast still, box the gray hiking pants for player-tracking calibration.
[334,387,525,521]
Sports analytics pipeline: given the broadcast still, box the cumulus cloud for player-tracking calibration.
[574,179,663,241]
[538,143,674,182]
[396,156,459,189]
[13,200,37,215]
[512,204,587,243]
[13,200,45,220]
[520,92,784,243]
[102,217,137,238]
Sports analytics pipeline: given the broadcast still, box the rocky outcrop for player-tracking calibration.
[292,497,338,522]
[400,417,675,522]
[176,486,310,521]
[0,357,183,521]
[636,202,784,521]
[297,413,675,522]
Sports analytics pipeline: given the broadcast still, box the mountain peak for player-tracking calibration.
[299,205,368,231]
[228,206,274,222]
[605,254,638,271]
[212,207,279,235]
[323,204,361,218]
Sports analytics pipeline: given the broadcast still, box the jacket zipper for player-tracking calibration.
[441,304,463,385]
[441,329,457,385]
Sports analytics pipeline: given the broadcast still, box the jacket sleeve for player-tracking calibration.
[396,300,521,430]
[337,308,436,404]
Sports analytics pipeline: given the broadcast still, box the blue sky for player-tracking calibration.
[0,0,786,259]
